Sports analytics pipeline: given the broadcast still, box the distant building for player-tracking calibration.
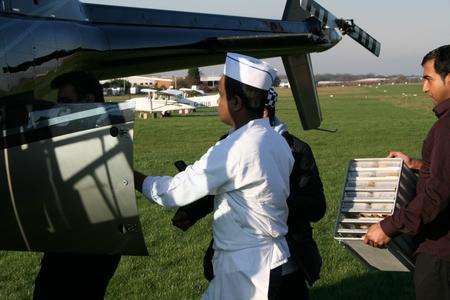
[102,75,174,90]
[353,78,387,85]
[127,76,174,89]
[201,76,221,88]
[317,80,343,87]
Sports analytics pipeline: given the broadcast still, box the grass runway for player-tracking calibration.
[0,84,434,299]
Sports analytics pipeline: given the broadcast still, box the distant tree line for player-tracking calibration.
[103,71,421,96]
[102,79,132,95]
[278,73,421,83]
[314,74,421,83]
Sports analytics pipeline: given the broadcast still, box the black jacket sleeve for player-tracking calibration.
[176,195,214,223]
[283,132,326,224]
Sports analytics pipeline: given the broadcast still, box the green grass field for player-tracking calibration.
[0,83,435,299]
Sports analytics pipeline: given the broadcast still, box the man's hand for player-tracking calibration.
[363,223,391,248]
[387,151,423,170]
[388,151,413,167]
[172,210,195,231]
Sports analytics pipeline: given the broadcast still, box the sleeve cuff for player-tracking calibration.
[142,176,156,203]
[380,217,400,238]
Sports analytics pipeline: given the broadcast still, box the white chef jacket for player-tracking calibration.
[142,118,294,299]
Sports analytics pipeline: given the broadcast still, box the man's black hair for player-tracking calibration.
[266,106,276,126]
[51,71,104,102]
[422,45,450,82]
[224,76,268,119]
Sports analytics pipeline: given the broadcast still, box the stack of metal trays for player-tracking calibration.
[334,158,418,272]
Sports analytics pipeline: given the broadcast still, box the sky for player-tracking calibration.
[81,0,450,76]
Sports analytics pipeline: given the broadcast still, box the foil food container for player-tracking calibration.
[334,158,418,272]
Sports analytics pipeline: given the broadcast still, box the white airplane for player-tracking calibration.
[132,89,196,117]
[178,88,220,108]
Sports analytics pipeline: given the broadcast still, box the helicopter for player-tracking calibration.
[0,0,380,255]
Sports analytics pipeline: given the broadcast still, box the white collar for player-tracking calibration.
[272,117,288,135]
[229,118,270,135]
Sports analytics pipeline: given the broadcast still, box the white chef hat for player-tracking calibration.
[224,53,278,91]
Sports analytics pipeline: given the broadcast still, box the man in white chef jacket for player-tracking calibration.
[134,53,294,299]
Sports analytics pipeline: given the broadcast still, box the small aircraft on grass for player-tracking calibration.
[178,88,220,108]
[133,89,196,118]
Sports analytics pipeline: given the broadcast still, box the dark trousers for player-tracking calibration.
[204,241,310,300]
[33,253,121,300]
[268,267,309,300]
[414,252,450,300]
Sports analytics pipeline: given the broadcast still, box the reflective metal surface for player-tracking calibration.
[0,1,334,104]
[10,0,87,21]
[283,54,322,129]
[0,103,147,255]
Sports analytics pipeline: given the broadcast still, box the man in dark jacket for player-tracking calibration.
[172,88,326,299]
[364,45,450,300]
[33,72,121,300]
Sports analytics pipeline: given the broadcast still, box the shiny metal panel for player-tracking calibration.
[0,6,332,103]
[0,136,28,249]
[343,239,413,272]
[283,54,323,129]
[0,103,147,255]
[10,0,86,21]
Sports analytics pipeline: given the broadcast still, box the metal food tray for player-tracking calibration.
[334,158,418,272]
